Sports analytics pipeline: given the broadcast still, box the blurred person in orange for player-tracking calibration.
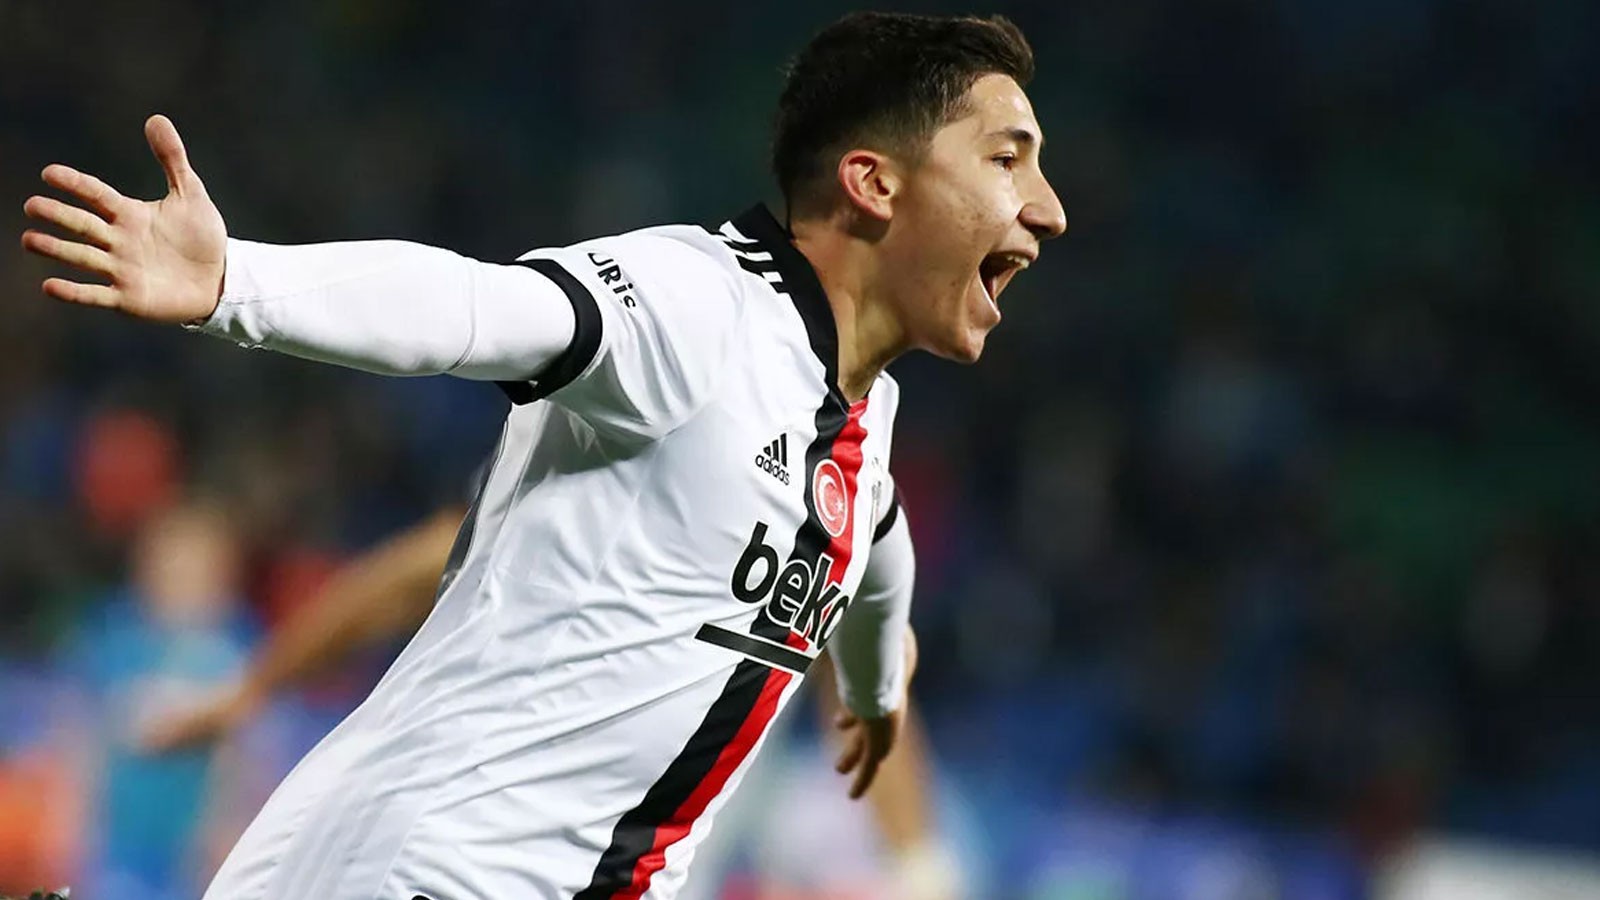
[0,721,81,896]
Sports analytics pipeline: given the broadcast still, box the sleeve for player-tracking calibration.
[502,232,743,444]
[830,509,914,719]
[872,487,903,544]
[192,238,577,381]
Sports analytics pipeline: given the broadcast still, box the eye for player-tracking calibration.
[992,154,1017,171]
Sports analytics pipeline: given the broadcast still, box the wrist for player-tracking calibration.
[197,258,224,323]
[183,240,242,333]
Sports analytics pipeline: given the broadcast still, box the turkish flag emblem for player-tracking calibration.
[813,458,849,538]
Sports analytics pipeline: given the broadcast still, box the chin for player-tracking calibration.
[929,328,989,364]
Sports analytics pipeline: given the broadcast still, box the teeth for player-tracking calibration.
[980,252,1031,308]
[983,252,1030,278]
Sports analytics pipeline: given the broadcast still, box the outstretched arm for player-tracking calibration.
[23,116,575,381]
[139,505,465,753]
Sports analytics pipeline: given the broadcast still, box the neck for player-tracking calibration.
[790,215,908,403]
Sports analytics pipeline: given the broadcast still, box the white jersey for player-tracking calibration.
[202,205,910,900]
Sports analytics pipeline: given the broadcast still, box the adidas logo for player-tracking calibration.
[754,433,791,485]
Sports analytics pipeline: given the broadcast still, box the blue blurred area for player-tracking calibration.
[67,592,254,898]
[3,0,1598,896]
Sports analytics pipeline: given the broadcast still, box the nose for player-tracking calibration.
[1021,175,1067,241]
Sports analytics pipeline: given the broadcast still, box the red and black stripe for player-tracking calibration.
[571,657,790,900]
[574,204,870,899]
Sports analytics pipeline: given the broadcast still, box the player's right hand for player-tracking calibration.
[22,114,227,323]
[136,681,262,755]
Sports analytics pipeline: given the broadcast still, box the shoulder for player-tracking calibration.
[568,223,743,300]
[515,221,750,370]
[513,222,745,313]
[515,223,751,443]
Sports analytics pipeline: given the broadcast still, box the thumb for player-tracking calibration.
[145,114,202,196]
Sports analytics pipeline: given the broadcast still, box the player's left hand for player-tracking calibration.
[834,627,918,799]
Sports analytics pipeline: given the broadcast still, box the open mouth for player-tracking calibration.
[979,250,1033,305]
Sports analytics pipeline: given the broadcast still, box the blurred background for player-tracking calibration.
[3,0,1598,897]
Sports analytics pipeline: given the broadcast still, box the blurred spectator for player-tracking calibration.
[60,501,259,900]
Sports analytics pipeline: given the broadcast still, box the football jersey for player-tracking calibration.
[201,205,906,900]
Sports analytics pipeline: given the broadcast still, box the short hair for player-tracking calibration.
[772,12,1035,218]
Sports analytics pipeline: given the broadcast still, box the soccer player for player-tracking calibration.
[21,11,1065,899]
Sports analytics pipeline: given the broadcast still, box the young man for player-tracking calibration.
[22,11,1065,899]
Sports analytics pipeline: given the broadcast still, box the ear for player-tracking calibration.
[836,149,899,222]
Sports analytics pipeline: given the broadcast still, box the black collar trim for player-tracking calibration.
[729,204,849,410]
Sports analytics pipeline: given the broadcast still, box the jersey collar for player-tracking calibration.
[730,204,855,411]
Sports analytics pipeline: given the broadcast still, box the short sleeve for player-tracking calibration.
[501,231,742,444]
[872,486,903,543]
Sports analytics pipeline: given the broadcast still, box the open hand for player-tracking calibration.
[22,114,227,322]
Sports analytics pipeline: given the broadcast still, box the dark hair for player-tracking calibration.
[772,12,1035,218]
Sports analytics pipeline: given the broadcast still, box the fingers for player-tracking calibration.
[23,195,115,248]
[42,278,118,309]
[24,183,126,311]
[40,163,132,220]
[836,714,899,799]
[835,729,866,774]
[848,750,883,800]
[22,229,116,277]
[146,114,201,196]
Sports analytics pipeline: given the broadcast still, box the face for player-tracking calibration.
[880,73,1067,362]
[134,505,240,627]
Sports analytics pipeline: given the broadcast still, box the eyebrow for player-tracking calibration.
[987,126,1041,150]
